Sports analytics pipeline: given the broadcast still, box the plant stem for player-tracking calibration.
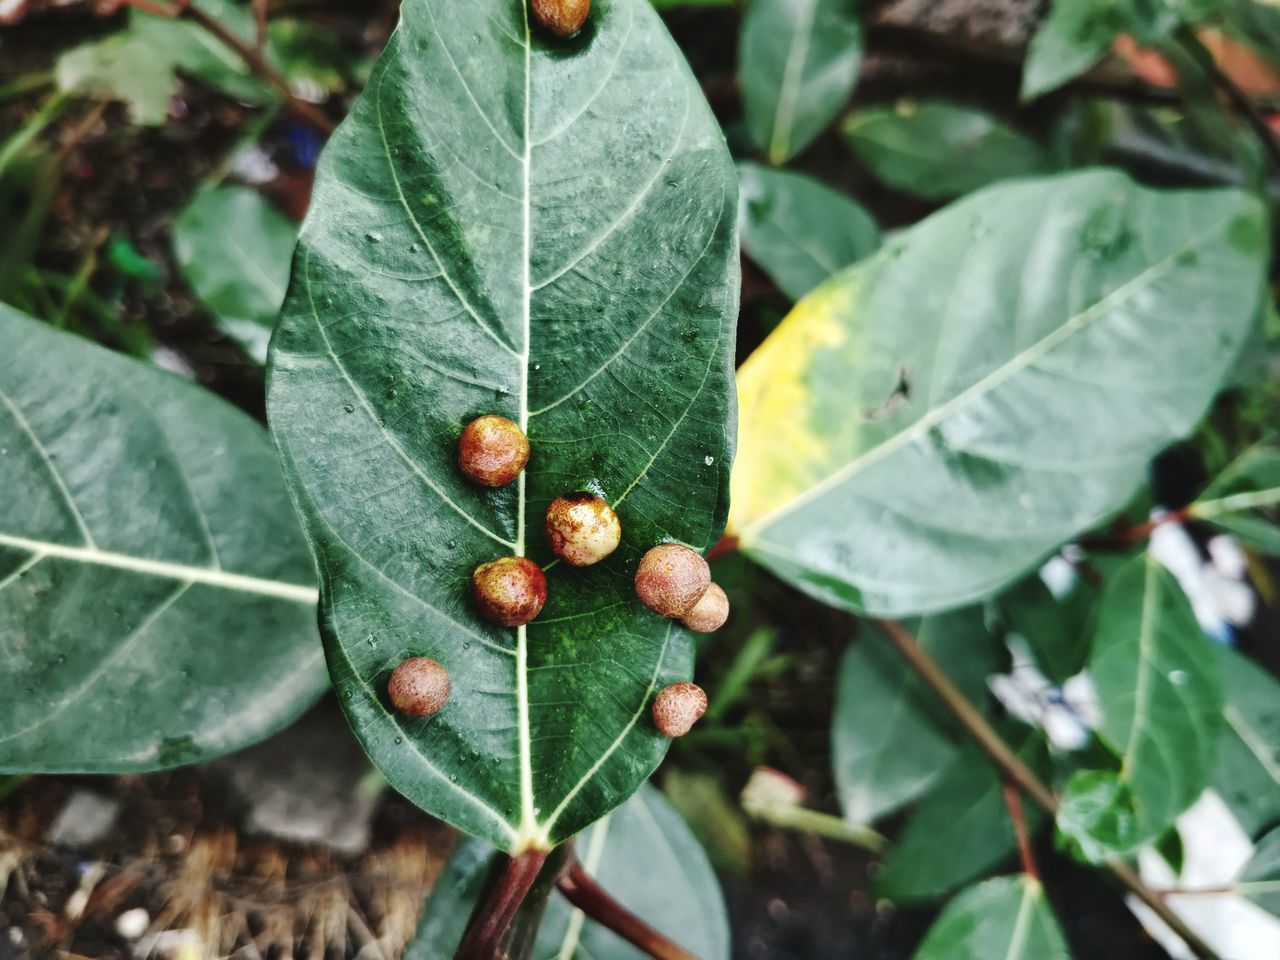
[747,802,887,854]
[1000,781,1040,881]
[874,618,1222,960]
[455,849,549,960]
[0,89,70,179]
[556,859,698,960]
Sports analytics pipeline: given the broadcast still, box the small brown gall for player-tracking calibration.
[635,544,710,618]
[387,657,451,718]
[680,582,729,633]
[545,492,622,567]
[532,0,589,38]
[458,414,530,487]
[652,682,707,737]
[472,556,547,626]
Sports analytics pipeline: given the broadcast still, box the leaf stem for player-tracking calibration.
[555,858,699,960]
[455,849,549,960]
[874,618,1222,960]
[1000,781,1040,881]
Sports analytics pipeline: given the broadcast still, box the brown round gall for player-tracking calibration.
[635,544,710,618]
[387,657,450,718]
[458,415,529,487]
[680,582,729,633]
[532,0,589,38]
[472,556,547,626]
[652,682,707,737]
[545,493,621,567]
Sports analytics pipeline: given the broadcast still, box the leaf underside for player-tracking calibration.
[0,305,324,772]
[267,0,738,851]
[730,169,1266,617]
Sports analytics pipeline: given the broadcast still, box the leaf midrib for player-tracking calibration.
[740,212,1238,541]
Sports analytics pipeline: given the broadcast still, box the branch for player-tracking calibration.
[1000,781,1040,881]
[455,849,549,960]
[556,859,699,960]
[874,619,1222,960]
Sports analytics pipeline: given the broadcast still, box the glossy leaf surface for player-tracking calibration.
[730,170,1266,617]
[1214,646,1280,837]
[1022,1,1123,101]
[1237,826,1280,918]
[843,102,1051,200]
[0,305,323,772]
[738,162,879,302]
[174,186,296,365]
[267,0,739,852]
[740,0,862,165]
[833,610,1003,825]
[913,876,1070,960]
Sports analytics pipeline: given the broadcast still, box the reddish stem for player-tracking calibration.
[1001,781,1040,881]
[706,535,739,563]
[455,850,549,960]
[556,860,698,960]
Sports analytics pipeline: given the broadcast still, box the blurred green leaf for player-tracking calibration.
[1236,825,1280,917]
[0,148,57,301]
[737,162,879,301]
[1074,555,1222,856]
[999,574,1097,683]
[104,235,162,284]
[657,769,753,875]
[1191,445,1280,553]
[832,609,1004,825]
[1214,646,1280,837]
[740,0,862,165]
[875,737,1047,900]
[842,101,1051,200]
[912,876,1070,960]
[267,18,357,96]
[1056,768,1147,862]
[1023,1,1126,101]
[730,170,1267,617]
[174,186,296,365]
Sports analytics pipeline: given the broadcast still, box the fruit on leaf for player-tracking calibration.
[458,414,530,487]
[680,582,729,633]
[472,556,547,626]
[635,544,710,618]
[387,657,451,718]
[652,682,708,737]
[545,492,622,567]
[532,0,589,38]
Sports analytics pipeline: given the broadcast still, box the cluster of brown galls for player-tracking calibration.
[386,414,728,739]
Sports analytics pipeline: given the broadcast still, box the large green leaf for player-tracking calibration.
[729,170,1267,617]
[740,0,862,165]
[738,162,879,302]
[266,0,739,853]
[0,305,324,772]
[1214,646,1280,837]
[832,610,1003,825]
[998,573,1097,683]
[174,186,296,365]
[1191,445,1280,554]
[875,738,1047,901]
[842,102,1051,200]
[1060,554,1222,859]
[913,876,1070,960]
[406,787,729,959]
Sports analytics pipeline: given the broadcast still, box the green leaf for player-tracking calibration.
[740,0,862,165]
[1214,646,1280,837]
[875,738,1046,900]
[0,148,58,301]
[1022,1,1126,102]
[833,609,1004,825]
[0,304,324,772]
[999,574,1097,683]
[738,162,879,301]
[1191,445,1280,554]
[912,876,1070,960]
[1056,768,1147,862]
[406,787,730,959]
[1078,554,1222,854]
[1237,826,1280,918]
[842,102,1051,200]
[729,170,1267,617]
[174,186,296,365]
[266,0,739,853]
[56,0,277,124]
